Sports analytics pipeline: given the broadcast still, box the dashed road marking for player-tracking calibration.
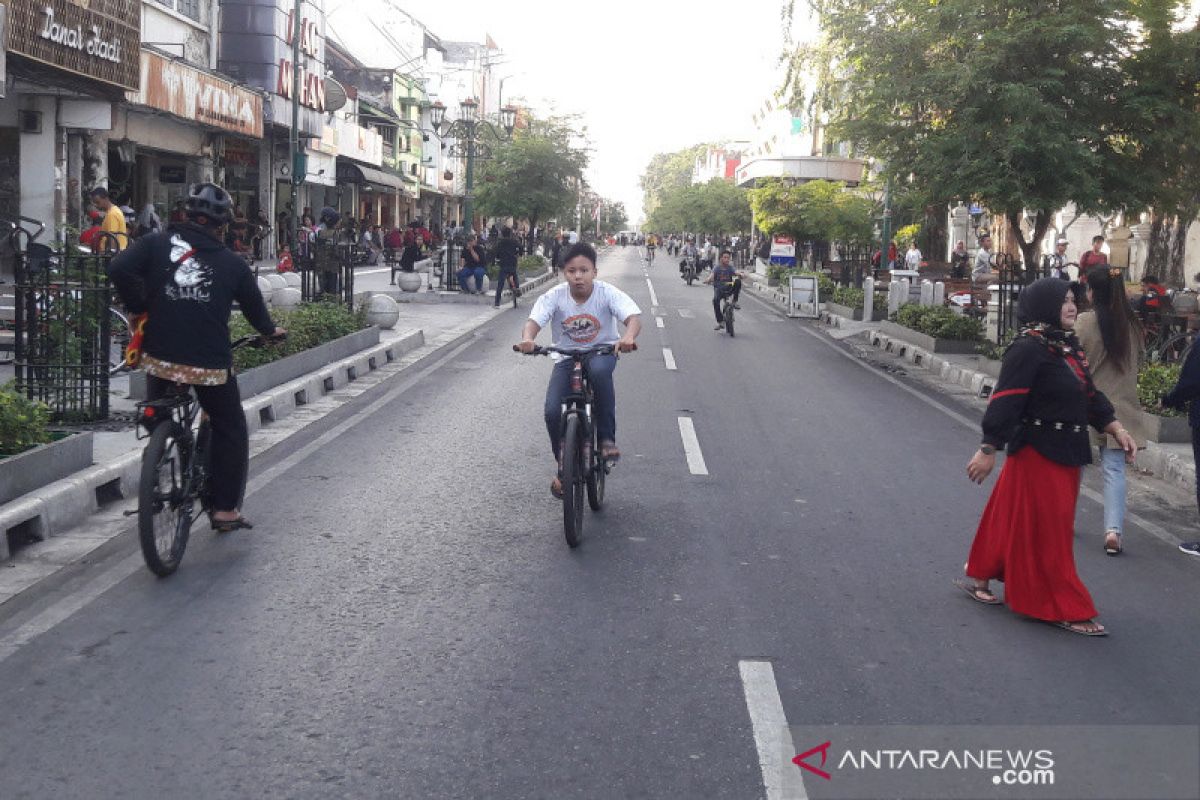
[739,660,808,800]
[677,417,708,475]
[655,317,665,328]
[646,279,660,307]
[678,308,695,319]
[663,347,677,370]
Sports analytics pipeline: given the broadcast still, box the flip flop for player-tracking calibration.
[210,514,254,533]
[953,578,1002,605]
[1052,620,1108,637]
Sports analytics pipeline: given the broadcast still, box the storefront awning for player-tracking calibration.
[336,162,412,196]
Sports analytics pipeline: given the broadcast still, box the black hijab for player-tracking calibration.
[1017,277,1073,328]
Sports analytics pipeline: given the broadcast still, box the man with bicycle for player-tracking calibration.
[108,183,285,532]
[704,250,745,330]
[491,226,522,307]
[517,242,641,498]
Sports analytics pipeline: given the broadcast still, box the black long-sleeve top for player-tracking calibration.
[491,237,520,270]
[982,336,1116,466]
[107,224,275,370]
[1162,339,1200,428]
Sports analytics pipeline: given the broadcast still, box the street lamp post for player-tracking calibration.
[430,99,517,236]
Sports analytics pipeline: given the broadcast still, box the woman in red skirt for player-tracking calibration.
[958,278,1136,636]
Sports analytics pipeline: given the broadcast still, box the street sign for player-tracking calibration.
[770,234,797,267]
[788,274,820,319]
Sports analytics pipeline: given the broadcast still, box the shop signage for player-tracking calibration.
[276,11,324,112]
[6,0,140,90]
[332,116,382,166]
[136,51,263,138]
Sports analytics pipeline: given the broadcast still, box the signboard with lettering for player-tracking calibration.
[770,234,797,266]
[135,51,263,138]
[6,0,140,90]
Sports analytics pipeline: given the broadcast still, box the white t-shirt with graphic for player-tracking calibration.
[529,281,641,352]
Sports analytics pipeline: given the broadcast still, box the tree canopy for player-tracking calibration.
[791,0,1133,268]
[639,144,712,217]
[644,178,752,235]
[474,116,588,229]
[748,179,874,247]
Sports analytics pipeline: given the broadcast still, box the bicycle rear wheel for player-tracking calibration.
[560,413,585,547]
[137,421,194,577]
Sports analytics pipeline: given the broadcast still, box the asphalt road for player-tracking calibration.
[0,246,1197,799]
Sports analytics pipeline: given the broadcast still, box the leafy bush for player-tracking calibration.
[1138,363,1183,416]
[831,286,864,308]
[518,254,546,272]
[230,301,369,371]
[893,304,984,341]
[0,384,52,457]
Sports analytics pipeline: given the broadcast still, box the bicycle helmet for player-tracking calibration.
[185,182,233,227]
[319,206,340,227]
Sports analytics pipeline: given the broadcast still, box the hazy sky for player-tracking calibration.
[333,0,794,222]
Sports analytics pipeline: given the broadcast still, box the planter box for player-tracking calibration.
[130,327,381,400]
[825,302,864,321]
[879,320,981,355]
[1140,410,1192,444]
[0,432,94,505]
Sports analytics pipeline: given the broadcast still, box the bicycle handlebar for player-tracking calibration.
[513,343,635,356]
[232,332,288,350]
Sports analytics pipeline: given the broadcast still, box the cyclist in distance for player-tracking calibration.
[645,232,658,262]
[704,249,745,329]
[108,183,286,532]
[516,242,642,498]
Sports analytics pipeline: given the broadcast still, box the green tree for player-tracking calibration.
[639,144,711,216]
[748,179,873,247]
[475,121,588,233]
[645,179,751,235]
[793,0,1131,270]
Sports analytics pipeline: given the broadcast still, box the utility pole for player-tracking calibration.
[879,174,893,270]
[288,0,303,259]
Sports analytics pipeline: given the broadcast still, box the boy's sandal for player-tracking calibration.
[599,442,621,463]
[210,514,254,533]
[550,476,563,499]
[1052,620,1108,637]
[953,578,1002,605]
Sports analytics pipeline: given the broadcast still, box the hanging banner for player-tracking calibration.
[135,51,263,138]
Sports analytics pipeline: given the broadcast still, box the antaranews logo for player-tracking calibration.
[793,741,1056,786]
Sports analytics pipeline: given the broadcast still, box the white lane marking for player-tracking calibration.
[0,337,481,665]
[784,313,1185,549]
[739,660,808,800]
[646,279,659,307]
[678,308,695,318]
[655,317,665,329]
[663,347,677,371]
[677,417,709,475]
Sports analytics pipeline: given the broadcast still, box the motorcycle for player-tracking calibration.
[680,257,697,286]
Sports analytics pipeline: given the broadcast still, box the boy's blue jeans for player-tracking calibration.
[543,354,617,458]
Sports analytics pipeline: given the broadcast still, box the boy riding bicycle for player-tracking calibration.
[516,242,641,498]
[704,250,744,329]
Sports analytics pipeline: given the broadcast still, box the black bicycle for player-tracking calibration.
[718,284,737,337]
[516,342,634,547]
[681,257,697,286]
[134,334,283,576]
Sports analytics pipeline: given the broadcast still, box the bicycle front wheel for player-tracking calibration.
[586,426,606,511]
[725,303,735,337]
[137,421,193,577]
[560,413,585,547]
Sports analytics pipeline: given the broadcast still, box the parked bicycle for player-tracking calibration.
[134,334,285,576]
[514,342,633,547]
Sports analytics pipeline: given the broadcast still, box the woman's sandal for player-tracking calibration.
[1104,531,1123,556]
[210,514,254,533]
[953,578,1002,605]
[955,578,1003,604]
[1052,620,1108,637]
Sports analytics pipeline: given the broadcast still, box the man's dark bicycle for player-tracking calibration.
[718,284,737,337]
[503,272,521,308]
[515,342,634,547]
[133,334,284,576]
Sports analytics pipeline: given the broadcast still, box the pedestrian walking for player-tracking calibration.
[958,278,1136,636]
[1076,266,1145,556]
[1159,336,1200,559]
[1079,235,1108,273]
[491,226,521,307]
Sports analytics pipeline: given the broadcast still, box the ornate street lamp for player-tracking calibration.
[433,97,517,235]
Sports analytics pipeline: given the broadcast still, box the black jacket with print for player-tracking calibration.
[981,335,1116,466]
[108,223,276,370]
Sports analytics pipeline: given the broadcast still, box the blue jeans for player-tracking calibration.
[1099,447,1127,534]
[543,354,617,458]
[457,265,484,291]
[494,268,519,305]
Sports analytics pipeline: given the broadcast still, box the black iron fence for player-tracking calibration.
[14,243,114,422]
[994,252,1024,342]
[296,234,356,310]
